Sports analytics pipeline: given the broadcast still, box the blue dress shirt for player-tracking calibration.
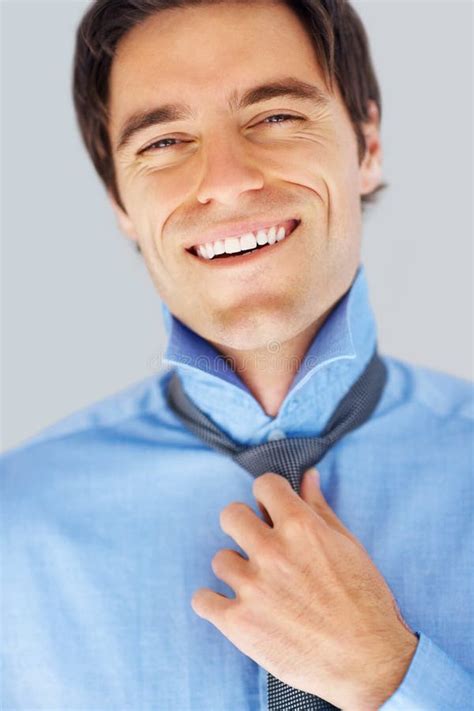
[1,263,473,710]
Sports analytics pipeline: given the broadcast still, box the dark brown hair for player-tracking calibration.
[72,0,387,222]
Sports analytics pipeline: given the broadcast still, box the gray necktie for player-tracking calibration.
[165,347,387,710]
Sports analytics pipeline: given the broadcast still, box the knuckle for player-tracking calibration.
[253,472,280,496]
[221,603,235,630]
[220,501,246,526]
[211,549,227,573]
[257,536,288,571]
[270,545,294,577]
[232,599,258,634]
[281,511,305,538]
[253,530,275,559]
[236,575,257,601]
[212,547,237,572]
[312,501,328,518]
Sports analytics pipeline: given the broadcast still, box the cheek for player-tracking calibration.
[264,134,345,194]
[132,170,183,213]
[145,168,195,206]
[302,129,362,231]
[124,172,186,245]
[243,138,333,206]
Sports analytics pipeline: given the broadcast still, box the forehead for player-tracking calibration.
[108,1,330,131]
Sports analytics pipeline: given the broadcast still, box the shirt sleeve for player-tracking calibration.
[379,631,474,710]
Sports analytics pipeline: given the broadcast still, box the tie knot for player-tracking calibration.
[233,436,331,491]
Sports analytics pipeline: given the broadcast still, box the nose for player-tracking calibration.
[196,133,265,205]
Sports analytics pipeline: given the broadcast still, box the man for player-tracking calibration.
[1,0,472,709]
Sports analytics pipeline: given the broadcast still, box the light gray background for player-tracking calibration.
[1,0,472,452]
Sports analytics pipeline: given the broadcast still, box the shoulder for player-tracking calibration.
[381,353,473,422]
[0,367,180,467]
[0,368,191,547]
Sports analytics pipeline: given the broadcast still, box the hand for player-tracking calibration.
[191,468,418,711]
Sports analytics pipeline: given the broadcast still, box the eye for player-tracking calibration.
[261,113,303,125]
[139,137,187,154]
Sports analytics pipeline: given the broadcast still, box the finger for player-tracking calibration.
[301,468,363,544]
[191,586,233,624]
[252,472,304,528]
[211,547,251,591]
[219,501,271,556]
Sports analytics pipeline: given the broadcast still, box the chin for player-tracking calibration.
[207,312,301,353]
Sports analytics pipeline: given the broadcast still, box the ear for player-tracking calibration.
[358,99,383,196]
[107,190,139,243]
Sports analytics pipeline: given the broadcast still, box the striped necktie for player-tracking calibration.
[165,346,387,710]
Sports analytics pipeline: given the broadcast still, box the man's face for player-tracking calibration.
[108,0,381,351]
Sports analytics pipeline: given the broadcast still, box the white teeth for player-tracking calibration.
[224,237,241,254]
[213,239,225,255]
[193,222,294,258]
[256,229,269,246]
[240,232,257,251]
[205,242,215,259]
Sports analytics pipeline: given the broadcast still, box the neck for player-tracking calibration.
[211,311,331,417]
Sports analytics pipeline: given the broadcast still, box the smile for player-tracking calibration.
[189,219,301,261]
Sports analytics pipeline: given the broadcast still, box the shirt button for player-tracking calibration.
[267,428,286,441]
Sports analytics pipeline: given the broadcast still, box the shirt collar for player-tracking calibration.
[161,262,378,445]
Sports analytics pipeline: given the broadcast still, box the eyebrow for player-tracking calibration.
[114,77,330,153]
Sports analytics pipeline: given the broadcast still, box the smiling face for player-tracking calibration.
[107,0,382,351]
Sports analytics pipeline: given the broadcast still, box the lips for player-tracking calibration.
[185,217,299,253]
[188,219,301,267]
